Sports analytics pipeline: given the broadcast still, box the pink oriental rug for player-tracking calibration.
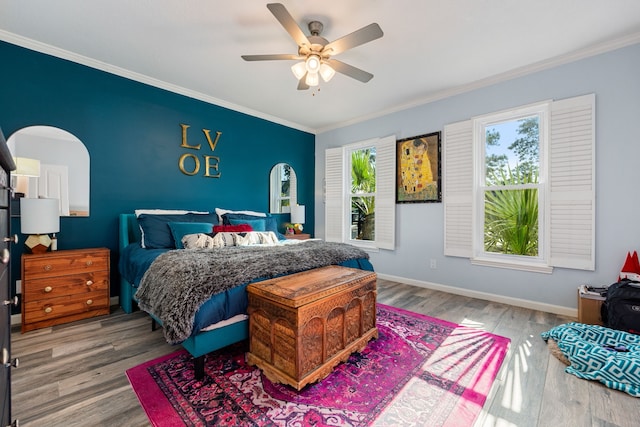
[126,304,510,426]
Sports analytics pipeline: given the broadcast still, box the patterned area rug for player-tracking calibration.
[126,304,510,426]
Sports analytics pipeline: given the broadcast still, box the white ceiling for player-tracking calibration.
[1,1,640,134]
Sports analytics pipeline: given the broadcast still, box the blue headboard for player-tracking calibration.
[119,213,141,251]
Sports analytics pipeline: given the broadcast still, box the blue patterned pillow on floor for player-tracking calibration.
[541,322,640,397]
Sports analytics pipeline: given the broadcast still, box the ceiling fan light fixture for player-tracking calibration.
[319,63,336,82]
[305,71,319,87]
[305,55,321,73]
[291,61,307,80]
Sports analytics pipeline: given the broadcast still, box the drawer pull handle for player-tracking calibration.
[86,260,93,266]
[44,286,53,293]
[86,299,93,305]
[3,234,18,244]
[3,296,18,306]
[44,307,53,314]
[4,357,19,369]
[86,280,94,286]
[43,265,52,271]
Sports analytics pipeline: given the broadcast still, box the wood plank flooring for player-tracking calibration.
[10,279,639,427]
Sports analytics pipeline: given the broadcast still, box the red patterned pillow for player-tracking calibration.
[212,223,253,234]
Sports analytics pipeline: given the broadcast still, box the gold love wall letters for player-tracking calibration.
[178,123,222,178]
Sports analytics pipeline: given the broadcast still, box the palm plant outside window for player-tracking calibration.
[482,116,541,257]
[349,147,376,241]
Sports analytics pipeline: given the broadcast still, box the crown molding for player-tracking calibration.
[0,30,314,134]
[317,32,640,134]
[2,29,638,135]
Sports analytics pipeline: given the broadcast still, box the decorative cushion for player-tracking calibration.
[181,231,279,249]
[168,222,215,249]
[137,212,219,249]
[227,217,266,232]
[222,213,286,240]
[214,208,266,223]
[135,209,208,217]
[213,224,253,234]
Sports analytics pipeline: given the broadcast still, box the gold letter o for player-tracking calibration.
[179,153,200,176]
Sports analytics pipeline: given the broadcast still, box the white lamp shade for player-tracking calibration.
[305,55,321,73]
[20,198,60,234]
[291,61,307,80]
[13,157,40,177]
[305,72,319,87]
[290,205,305,224]
[319,63,336,82]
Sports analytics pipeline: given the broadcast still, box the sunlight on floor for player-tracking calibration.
[460,318,486,329]
[478,413,519,427]
[476,335,536,427]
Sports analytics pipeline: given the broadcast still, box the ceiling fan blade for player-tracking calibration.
[327,59,374,83]
[267,3,311,48]
[241,54,302,61]
[322,23,383,56]
[297,73,310,90]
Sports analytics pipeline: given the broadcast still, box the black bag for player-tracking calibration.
[601,279,640,334]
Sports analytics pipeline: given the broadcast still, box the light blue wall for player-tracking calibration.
[316,43,640,311]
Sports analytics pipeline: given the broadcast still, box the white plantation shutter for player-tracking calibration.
[375,135,396,250]
[325,147,345,242]
[443,120,474,257]
[548,94,595,270]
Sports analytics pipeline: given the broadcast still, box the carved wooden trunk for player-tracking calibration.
[246,265,377,390]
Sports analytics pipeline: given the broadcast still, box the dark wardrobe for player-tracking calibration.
[0,127,17,427]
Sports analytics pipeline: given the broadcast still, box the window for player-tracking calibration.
[349,146,376,241]
[476,103,547,267]
[444,94,595,272]
[325,135,396,250]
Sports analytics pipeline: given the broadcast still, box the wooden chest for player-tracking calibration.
[21,248,110,333]
[246,265,377,390]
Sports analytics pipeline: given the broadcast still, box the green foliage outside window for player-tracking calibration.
[484,117,540,256]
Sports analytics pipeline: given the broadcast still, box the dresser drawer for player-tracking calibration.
[23,293,109,324]
[22,249,109,280]
[23,271,109,301]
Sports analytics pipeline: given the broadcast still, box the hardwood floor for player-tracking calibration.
[10,279,638,427]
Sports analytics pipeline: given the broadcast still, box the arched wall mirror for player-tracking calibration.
[269,163,297,214]
[8,126,90,217]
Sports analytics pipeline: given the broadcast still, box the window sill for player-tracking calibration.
[348,240,380,253]
[471,257,553,274]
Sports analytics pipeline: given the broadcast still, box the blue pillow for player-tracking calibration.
[138,213,219,249]
[222,213,287,240]
[168,222,214,249]
[227,217,266,232]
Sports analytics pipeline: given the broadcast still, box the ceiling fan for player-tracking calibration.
[241,3,383,90]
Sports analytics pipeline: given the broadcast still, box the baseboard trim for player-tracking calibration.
[376,272,578,319]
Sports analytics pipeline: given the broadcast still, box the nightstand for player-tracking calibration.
[21,248,110,333]
[285,233,311,240]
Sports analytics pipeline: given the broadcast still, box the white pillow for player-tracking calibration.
[135,209,208,217]
[214,208,266,223]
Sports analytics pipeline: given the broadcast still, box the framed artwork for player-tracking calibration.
[396,131,441,203]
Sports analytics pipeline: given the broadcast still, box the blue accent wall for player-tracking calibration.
[0,41,315,301]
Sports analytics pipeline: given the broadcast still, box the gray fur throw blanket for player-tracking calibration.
[135,241,369,344]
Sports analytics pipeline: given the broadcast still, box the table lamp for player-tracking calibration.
[20,198,60,253]
[290,204,305,234]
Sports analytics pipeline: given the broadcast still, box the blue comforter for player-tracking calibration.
[119,243,374,337]
[541,322,640,397]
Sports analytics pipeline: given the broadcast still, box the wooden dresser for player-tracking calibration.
[21,248,110,333]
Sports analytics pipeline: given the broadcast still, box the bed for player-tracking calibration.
[118,212,374,379]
